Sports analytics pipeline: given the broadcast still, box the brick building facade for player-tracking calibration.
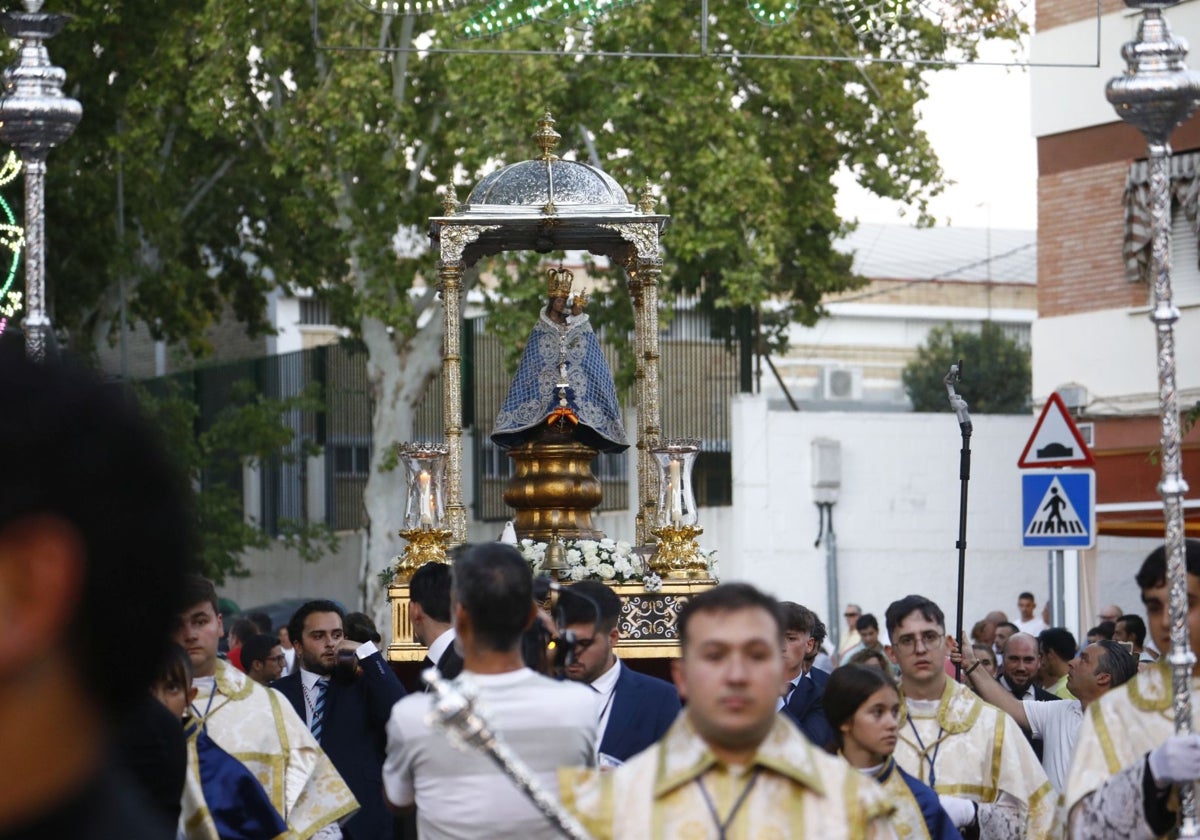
[1031,0,1200,539]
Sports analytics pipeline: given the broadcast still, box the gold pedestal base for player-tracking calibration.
[395,527,452,581]
[503,434,604,542]
[650,524,711,579]
[388,577,717,662]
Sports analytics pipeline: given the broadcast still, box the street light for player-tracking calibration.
[1107,1,1200,834]
[0,0,81,360]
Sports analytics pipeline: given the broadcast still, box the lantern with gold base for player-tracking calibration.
[387,443,451,664]
[649,439,711,579]
[394,442,451,580]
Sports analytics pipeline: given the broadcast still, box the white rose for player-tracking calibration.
[598,563,616,580]
[615,540,632,554]
[566,548,582,564]
[599,538,616,550]
[569,565,587,581]
[613,558,632,577]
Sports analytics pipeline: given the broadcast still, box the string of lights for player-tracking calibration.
[0,152,25,338]
[352,0,1026,38]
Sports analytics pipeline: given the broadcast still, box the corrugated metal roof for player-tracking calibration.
[836,223,1036,285]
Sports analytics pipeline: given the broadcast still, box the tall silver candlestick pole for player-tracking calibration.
[1107,2,1200,834]
[0,0,81,361]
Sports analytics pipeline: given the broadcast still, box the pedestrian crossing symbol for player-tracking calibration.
[1022,469,1095,549]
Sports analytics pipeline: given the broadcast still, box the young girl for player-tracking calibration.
[824,664,967,840]
[152,643,196,721]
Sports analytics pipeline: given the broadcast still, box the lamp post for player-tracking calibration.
[1107,2,1200,834]
[0,0,81,361]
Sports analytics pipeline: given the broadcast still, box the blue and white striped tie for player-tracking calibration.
[311,679,328,742]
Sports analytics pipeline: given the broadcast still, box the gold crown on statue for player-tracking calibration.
[546,266,573,299]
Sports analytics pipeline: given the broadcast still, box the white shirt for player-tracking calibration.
[383,667,596,840]
[299,668,332,729]
[1022,696,1083,793]
[427,628,456,668]
[776,675,803,711]
[281,647,296,677]
[591,658,621,751]
[1016,617,1049,637]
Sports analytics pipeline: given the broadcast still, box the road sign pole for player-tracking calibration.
[1053,549,1066,629]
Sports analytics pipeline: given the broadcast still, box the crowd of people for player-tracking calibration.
[8,346,1200,840]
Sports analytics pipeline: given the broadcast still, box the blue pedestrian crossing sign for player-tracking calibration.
[1022,469,1096,549]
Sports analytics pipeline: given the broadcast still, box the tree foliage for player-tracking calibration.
[902,321,1031,414]
[134,379,339,583]
[21,0,1020,599]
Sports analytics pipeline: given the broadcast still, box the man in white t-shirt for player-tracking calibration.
[383,544,596,839]
[959,638,1137,791]
[1014,591,1049,637]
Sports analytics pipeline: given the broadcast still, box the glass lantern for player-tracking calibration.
[651,438,700,528]
[399,442,448,530]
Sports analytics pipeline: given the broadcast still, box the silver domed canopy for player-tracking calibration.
[431,111,666,264]
[462,111,631,216]
[466,157,630,215]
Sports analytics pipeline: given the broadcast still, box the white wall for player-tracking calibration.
[1032,303,1200,410]
[728,396,1084,639]
[218,532,367,614]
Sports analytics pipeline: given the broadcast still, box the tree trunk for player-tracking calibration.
[360,309,445,634]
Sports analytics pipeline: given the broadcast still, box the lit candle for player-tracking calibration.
[669,459,683,525]
[418,470,432,526]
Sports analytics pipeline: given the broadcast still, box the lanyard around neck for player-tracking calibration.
[695,768,761,840]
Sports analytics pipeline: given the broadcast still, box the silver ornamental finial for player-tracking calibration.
[1107,2,1200,836]
[0,0,81,361]
[1106,3,1200,144]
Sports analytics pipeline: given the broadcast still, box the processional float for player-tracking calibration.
[387,113,716,664]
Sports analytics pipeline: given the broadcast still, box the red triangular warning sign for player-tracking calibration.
[1018,392,1095,469]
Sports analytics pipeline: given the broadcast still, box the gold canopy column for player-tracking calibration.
[435,221,498,545]
[604,219,664,547]
[626,265,649,546]
[437,260,467,544]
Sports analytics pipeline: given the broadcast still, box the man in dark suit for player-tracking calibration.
[996,631,1056,760]
[273,600,406,839]
[559,581,680,764]
[778,601,835,750]
[409,561,463,685]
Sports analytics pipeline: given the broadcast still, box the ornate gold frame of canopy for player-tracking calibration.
[432,113,669,549]
[387,113,714,666]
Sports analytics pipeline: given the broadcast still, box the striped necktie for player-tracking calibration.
[311,679,328,742]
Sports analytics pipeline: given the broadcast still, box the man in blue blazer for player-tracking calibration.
[559,581,680,764]
[273,599,406,839]
[778,601,835,750]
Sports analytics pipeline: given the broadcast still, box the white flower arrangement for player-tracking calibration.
[518,537,645,584]
[517,537,719,587]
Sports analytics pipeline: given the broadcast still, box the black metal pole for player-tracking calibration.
[944,361,973,681]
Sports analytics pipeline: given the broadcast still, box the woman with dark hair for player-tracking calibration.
[824,664,963,840]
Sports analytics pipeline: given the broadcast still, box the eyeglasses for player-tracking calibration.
[844,612,860,618]
[573,636,598,653]
[894,630,944,652]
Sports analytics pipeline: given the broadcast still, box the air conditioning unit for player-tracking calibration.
[821,366,863,401]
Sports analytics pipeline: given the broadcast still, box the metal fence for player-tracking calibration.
[145,302,750,532]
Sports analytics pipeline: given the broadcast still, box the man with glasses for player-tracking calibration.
[886,595,1055,839]
[559,580,680,764]
[242,633,286,686]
